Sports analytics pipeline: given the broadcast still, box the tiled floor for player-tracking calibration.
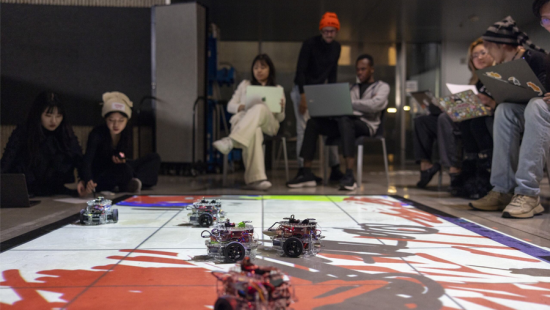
[1,194,550,309]
[1,164,549,309]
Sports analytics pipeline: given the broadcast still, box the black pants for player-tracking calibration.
[95,153,161,192]
[413,113,460,167]
[458,116,493,154]
[300,116,371,161]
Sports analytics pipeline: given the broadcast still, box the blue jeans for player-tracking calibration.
[291,85,339,168]
[491,98,550,197]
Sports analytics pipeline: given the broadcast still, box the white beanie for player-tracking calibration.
[101,91,133,119]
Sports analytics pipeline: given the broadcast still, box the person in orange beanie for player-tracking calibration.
[290,12,342,184]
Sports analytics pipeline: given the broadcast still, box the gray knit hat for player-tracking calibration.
[101,91,133,119]
[482,16,547,54]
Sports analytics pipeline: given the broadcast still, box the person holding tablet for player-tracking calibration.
[212,54,285,191]
[469,14,549,219]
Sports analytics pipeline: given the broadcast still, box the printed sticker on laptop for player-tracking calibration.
[508,77,521,86]
[527,82,543,96]
[485,72,502,79]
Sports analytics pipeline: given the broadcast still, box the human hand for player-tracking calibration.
[478,93,496,109]
[299,94,307,115]
[279,99,285,113]
[112,154,126,164]
[78,180,97,197]
[238,104,245,112]
[543,92,550,105]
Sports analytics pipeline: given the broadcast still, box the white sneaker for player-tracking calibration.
[246,180,272,191]
[213,137,233,155]
[502,194,544,219]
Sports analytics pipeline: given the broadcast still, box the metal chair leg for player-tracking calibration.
[282,137,289,181]
[323,140,329,186]
[438,167,443,190]
[357,145,363,189]
[223,153,228,187]
[381,138,390,187]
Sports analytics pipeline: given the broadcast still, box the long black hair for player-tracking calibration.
[25,91,75,165]
[250,54,277,86]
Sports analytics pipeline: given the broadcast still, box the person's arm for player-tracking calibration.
[327,44,341,84]
[226,81,248,114]
[274,87,286,122]
[527,51,547,87]
[0,126,24,173]
[295,41,312,94]
[351,83,390,113]
[81,130,101,183]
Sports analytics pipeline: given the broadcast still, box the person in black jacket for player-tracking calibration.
[290,12,343,183]
[1,91,84,196]
[80,92,160,195]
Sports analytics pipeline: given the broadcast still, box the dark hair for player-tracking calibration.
[533,0,550,18]
[356,54,374,66]
[25,91,75,165]
[250,54,276,86]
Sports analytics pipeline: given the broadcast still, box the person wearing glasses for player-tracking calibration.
[290,12,342,184]
[469,13,549,219]
[450,39,495,199]
[533,0,550,103]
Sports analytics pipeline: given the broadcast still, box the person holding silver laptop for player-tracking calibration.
[212,54,285,191]
[469,12,549,219]
[286,54,390,190]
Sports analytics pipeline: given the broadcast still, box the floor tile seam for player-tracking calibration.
[6,248,208,251]
[61,209,183,308]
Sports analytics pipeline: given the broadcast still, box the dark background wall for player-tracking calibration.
[1,4,152,126]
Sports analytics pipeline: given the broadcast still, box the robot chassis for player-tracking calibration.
[263,215,324,257]
[202,220,260,263]
[187,197,226,227]
[80,197,119,225]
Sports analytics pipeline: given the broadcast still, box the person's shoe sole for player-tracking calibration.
[468,202,501,212]
[340,182,357,191]
[534,204,545,215]
[286,181,317,188]
[246,181,272,191]
[213,140,232,155]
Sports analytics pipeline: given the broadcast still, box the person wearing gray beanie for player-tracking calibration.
[79,92,161,195]
[469,14,549,219]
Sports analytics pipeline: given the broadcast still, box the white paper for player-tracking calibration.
[54,198,89,204]
[446,83,478,95]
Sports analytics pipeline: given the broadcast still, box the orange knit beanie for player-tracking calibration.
[319,12,340,31]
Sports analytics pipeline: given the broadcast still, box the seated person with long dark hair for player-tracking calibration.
[80,92,161,195]
[1,91,84,196]
[212,54,285,191]
[286,54,390,190]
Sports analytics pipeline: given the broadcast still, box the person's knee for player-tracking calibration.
[249,103,270,115]
[524,98,547,122]
[494,103,518,122]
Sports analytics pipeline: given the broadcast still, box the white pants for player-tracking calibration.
[290,85,340,167]
[229,104,280,184]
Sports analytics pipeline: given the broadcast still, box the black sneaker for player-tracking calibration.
[416,163,441,188]
[314,175,323,185]
[287,168,318,188]
[339,170,357,191]
[329,165,345,182]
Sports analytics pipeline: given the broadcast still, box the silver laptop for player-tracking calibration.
[477,59,547,104]
[304,83,354,117]
[1,174,40,208]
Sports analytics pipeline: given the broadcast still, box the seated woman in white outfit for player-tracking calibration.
[213,54,285,191]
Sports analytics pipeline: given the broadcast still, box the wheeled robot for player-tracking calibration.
[187,197,226,227]
[202,219,259,263]
[212,257,295,310]
[80,197,119,225]
[263,215,323,257]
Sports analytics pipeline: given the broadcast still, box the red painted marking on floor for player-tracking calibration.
[342,265,410,273]
[353,236,510,249]
[107,255,195,265]
[452,246,541,262]
[119,249,179,257]
[405,303,417,309]
[437,232,487,238]
[320,253,364,262]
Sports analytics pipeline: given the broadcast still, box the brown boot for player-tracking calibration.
[469,191,513,211]
[502,195,545,219]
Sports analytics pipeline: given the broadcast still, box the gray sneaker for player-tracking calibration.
[469,191,513,211]
[502,195,545,219]
[127,178,142,193]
